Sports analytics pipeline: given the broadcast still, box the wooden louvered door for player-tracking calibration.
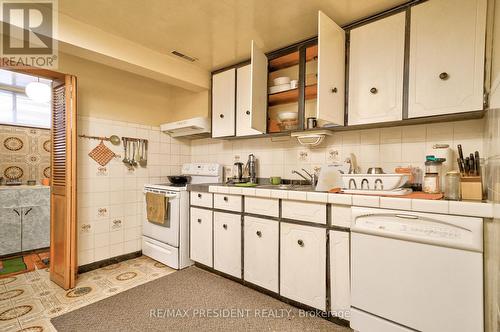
[50,75,77,290]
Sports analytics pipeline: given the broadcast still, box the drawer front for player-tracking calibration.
[280,222,326,311]
[244,197,279,218]
[214,194,242,212]
[282,200,327,224]
[190,191,213,208]
[189,207,213,267]
[214,212,242,278]
[244,216,279,292]
[142,236,180,270]
[331,205,352,228]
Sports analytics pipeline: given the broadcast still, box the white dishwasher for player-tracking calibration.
[350,207,483,332]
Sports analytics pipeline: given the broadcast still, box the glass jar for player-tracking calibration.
[444,171,461,200]
[423,173,440,194]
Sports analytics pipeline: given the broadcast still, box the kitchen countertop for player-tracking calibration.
[0,185,49,190]
[187,183,496,219]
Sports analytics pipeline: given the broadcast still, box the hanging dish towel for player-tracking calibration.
[145,192,169,227]
[88,140,116,166]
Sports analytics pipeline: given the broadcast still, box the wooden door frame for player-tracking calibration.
[1,64,78,288]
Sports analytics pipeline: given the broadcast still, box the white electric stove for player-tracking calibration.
[142,163,222,269]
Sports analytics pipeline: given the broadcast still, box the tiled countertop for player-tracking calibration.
[0,184,49,190]
[188,183,496,219]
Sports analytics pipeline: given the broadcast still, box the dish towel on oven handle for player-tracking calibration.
[145,192,170,227]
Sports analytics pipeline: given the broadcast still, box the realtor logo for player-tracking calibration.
[1,0,58,68]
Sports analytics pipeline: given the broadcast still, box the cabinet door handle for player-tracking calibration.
[246,110,251,115]
[24,208,33,216]
[297,239,304,247]
[197,218,202,223]
[13,208,20,216]
[223,224,227,230]
[223,196,228,202]
[219,114,224,119]
[439,72,449,80]
[197,193,202,198]
[256,230,262,237]
[331,87,338,93]
[370,87,378,94]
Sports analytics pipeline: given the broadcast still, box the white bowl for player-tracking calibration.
[269,83,291,94]
[278,112,298,122]
[273,77,291,85]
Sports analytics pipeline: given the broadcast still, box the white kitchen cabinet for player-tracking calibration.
[280,222,326,311]
[214,194,242,212]
[348,12,406,125]
[329,230,350,319]
[214,212,241,278]
[244,197,279,218]
[408,0,487,118]
[236,41,268,136]
[244,216,279,292]
[212,68,236,138]
[282,200,326,225]
[316,11,345,126]
[189,207,213,267]
[331,205,352,228]
[190,191,213,208]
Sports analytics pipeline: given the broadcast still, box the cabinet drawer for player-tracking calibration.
[331,205,352,228]
[244,197,279,217]
[282,200,326,224]
[244,216,279,292]
[329,230,350,319]
[214,212,241,278]
[280,222,326,311]
[214,194,242,212]
[189,207,213,267]
[190,191,213,208]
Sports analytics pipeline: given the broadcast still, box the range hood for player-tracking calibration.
[160,116,211,138]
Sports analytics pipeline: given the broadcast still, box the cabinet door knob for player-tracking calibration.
[223,196,228,202]
[297,239,304,247]
[219,114,224,118]
[439,72,449,80]
[197,218,202,223]
[197,193,202,198]
[223,224,227,230]
[370,87,378,94]
[331,87,338,93]
[256,230,262,237]
[246,110,251,115]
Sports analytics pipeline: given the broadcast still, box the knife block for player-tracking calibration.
[460,176,483,200]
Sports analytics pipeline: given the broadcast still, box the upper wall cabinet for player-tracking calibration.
[236,42,268,137]
[316,11,345,126]
[348,12,406,126]
[408,0,487,118]
[212,68,236,138]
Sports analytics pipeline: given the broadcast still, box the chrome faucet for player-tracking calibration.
[291,169,317,186]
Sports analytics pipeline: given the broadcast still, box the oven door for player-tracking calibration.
[142,192,180,247]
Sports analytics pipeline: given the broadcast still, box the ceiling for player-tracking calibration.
[58,0,408,71]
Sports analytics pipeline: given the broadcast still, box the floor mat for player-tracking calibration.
[51,266,351,332]
[0,251,50,278]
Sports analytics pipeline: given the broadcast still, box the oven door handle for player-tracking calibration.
[143,191,179,199]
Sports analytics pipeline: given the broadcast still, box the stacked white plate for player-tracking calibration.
[269,77,292,94]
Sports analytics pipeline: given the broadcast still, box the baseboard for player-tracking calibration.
[193,263,350,328]
[78,251,142,274]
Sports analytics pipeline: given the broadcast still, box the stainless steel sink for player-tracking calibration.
[257,184,315,191]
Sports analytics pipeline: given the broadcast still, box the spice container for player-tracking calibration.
[423,173,440,194]
[444,171,461,200]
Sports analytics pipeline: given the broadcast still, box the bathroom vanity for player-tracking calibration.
[0,185,50,256]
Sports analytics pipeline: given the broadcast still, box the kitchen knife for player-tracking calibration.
[458,144,464,162]
[464,157,470,175]
[469,153,475,175]
[475,151,480,176]
[457,157,464,174]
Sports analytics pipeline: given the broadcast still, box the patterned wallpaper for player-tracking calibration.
[0,124,50,183]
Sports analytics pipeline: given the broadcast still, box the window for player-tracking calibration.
[0,69,51,128]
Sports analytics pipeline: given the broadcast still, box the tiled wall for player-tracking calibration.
[191,119,485,181]
[76,116,190,266]
[0,124,50,183]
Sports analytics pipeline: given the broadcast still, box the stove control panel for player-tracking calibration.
[182,163,221,176]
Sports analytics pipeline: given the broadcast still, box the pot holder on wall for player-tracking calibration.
[88,140,115,166]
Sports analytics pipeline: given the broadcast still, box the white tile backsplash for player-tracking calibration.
[77,116,190,266]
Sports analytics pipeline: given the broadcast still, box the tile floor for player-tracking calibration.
[0,256,176,331]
